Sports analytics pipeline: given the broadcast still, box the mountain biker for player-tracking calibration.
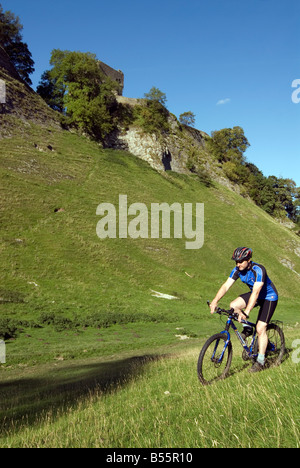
[209,247,278,373]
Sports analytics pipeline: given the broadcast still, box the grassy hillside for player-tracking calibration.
[0,122,299,359]
[0,122,299,447]
[0,59,60,138]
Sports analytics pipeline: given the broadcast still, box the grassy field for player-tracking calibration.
[0,327,299,448]
[0,121,299,447]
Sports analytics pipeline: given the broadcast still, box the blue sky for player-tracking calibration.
[2,0,300,186]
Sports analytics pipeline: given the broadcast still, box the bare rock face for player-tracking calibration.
[106,102,211,175]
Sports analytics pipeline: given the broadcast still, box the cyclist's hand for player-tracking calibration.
[209,301,218,314]
[238,312,247,323]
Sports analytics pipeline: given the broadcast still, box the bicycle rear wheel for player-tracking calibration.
[197,333,233,385]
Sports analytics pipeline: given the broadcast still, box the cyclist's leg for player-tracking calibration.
[231,293,254,337]
[256,320,268,356]
[230,292,250,314]
[256,300,278,359]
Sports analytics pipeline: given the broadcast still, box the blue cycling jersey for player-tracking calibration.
[229,262,278,301]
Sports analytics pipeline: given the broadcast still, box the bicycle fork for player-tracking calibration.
[211,330,231,364]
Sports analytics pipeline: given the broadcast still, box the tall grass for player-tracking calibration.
[1,330,299,448]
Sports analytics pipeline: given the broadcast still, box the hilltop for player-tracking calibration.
[0,46,225,189]
[1,45,299,226]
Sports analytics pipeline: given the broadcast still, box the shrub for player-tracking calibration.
[0,318,19,340]
[133,100,170,137]
[39,312,74,331]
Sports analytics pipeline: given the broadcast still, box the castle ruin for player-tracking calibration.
[98,61,124,96]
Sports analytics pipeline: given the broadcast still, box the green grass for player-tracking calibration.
[0,121,299,447]
[0,328,299,448]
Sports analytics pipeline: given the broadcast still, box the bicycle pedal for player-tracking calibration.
[242,350,250,361]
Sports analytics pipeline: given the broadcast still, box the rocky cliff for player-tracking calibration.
[106,96,233,189]
[107,118,206,173]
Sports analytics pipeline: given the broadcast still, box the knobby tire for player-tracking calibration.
[197,333,233,385]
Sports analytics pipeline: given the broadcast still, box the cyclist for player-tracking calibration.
[209,247,278,372]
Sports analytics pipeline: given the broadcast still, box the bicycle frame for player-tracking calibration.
[213,315,258,364]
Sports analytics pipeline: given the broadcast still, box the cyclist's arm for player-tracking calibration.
[210,277,235,313]
[244,282,264,316]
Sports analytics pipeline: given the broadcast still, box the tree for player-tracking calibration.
[0,4,34,85]
[210,126,250,164]
[268,176,298,220]
[36,70,65,113]
[295,187,300,220]
[37,49,118,141]
[144,87,167,106]
[131,86,169,136]
[133,99,170,136]
[179,111,196,127]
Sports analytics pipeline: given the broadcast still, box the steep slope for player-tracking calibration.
[0,123,299,330]
[0,45,60,137]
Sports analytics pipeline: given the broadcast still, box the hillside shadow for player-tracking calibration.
[0,353,166,432]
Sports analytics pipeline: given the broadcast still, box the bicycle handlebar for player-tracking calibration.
[215,307,239,321]
[207,300,242,322]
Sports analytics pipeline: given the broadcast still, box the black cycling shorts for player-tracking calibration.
[239,292,278,324]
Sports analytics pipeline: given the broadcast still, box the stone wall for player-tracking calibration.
[0,46,22,81]
[98,61,124,95]
[116,96,139,106]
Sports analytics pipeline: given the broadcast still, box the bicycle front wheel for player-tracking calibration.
[197,333,233,385]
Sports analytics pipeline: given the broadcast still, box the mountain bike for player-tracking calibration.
[197,302,285,385]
